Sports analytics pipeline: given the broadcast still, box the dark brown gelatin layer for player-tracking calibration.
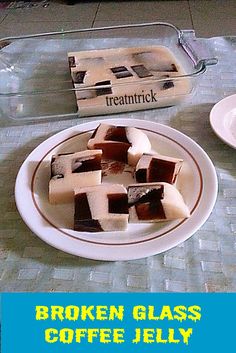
[94,142,130,163]
[74,219,103,232]
[105,126,130,143]
[95,80,112,96]
[131,65,153,78]
[74,193,103,232]
[72,155,101,173]
[135,201,166,220]
[131,187,166,221]
[163,80,174,90]
[73,71,86,84]
[149,158,176,184]
[74,192,92,220]
[111,67,133,79]
[111,66,128,73]
[135,168,147,183]
[108,193,128,214]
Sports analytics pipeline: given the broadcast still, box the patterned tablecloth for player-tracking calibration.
[0,36,235,292]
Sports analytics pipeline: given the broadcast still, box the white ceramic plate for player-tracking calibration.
[15,118,218,261]
[210,94,236,149]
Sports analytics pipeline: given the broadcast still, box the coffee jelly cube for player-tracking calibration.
[128,182,190,222]
[74,184,129,232]
[49,149,102,204]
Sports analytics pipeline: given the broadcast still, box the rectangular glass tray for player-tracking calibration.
[0,22,217,121]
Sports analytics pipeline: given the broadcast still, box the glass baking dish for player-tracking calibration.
[0,22,217,121]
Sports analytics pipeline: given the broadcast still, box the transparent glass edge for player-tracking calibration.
[0,21,181,42]
[179,29,218,68]
[0,21,214,97]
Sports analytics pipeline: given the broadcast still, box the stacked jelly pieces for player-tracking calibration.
[49,124,190,232]
[67,46,191,115]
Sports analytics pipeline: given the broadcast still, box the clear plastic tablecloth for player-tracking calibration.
[0,36,235,292]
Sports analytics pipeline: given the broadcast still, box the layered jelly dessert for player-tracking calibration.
[74,184,129,232]
[68,46,191,116]
[49,149,102,204]
[128,182,190,222]
[47,124,191,232]
[87,123,151,166]
[135,153,183,184]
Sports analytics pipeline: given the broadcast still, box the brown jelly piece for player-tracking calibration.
[149,158,176,183]
[133,188,166,221]
[105,126,130,143]
[111,66,133,79]
[72,155,101,173]
[135,201,166,220]
[74,193,103,232]
[136,168,147,183]
[130,187,163,206]
[95,80,112,96]
[111,66,128,73]
[131,65,153,78]
[163,80,174,90]
[74,192,92,220]
[72,71,86,84]
[68,56,76,68]
[108,193,129,214]
[74,219,103,232]
[94,142,130,163]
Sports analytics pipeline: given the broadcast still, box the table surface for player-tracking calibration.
[0,36,236,293]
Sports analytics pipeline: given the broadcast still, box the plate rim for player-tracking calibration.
[210,93,236,149]
[15,118,218,261]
